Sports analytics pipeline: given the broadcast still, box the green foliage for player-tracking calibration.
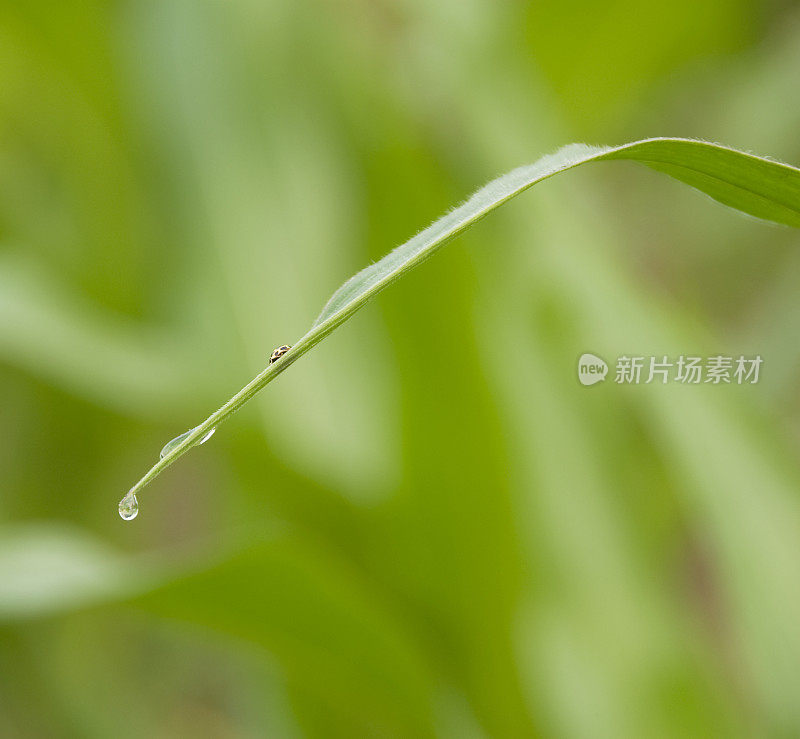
[3,1,800,737]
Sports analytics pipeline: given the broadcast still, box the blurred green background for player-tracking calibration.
[2,0,800,736]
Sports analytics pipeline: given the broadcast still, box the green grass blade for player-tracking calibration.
[126,137,800,500]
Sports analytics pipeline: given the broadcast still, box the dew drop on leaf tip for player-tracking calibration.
[118,491,139,521]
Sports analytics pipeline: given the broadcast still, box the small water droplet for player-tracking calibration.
[118,491,139,521]
[198,427,215,444]
[159,426,216,459]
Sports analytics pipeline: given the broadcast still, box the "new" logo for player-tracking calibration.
[578,353,608,386]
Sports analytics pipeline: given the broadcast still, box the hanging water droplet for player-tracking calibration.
[159,426,216,459]
[118,491,139,521]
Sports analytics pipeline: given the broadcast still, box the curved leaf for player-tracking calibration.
[126,137,800,500]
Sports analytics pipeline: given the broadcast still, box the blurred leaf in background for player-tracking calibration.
[1,0,800,737]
